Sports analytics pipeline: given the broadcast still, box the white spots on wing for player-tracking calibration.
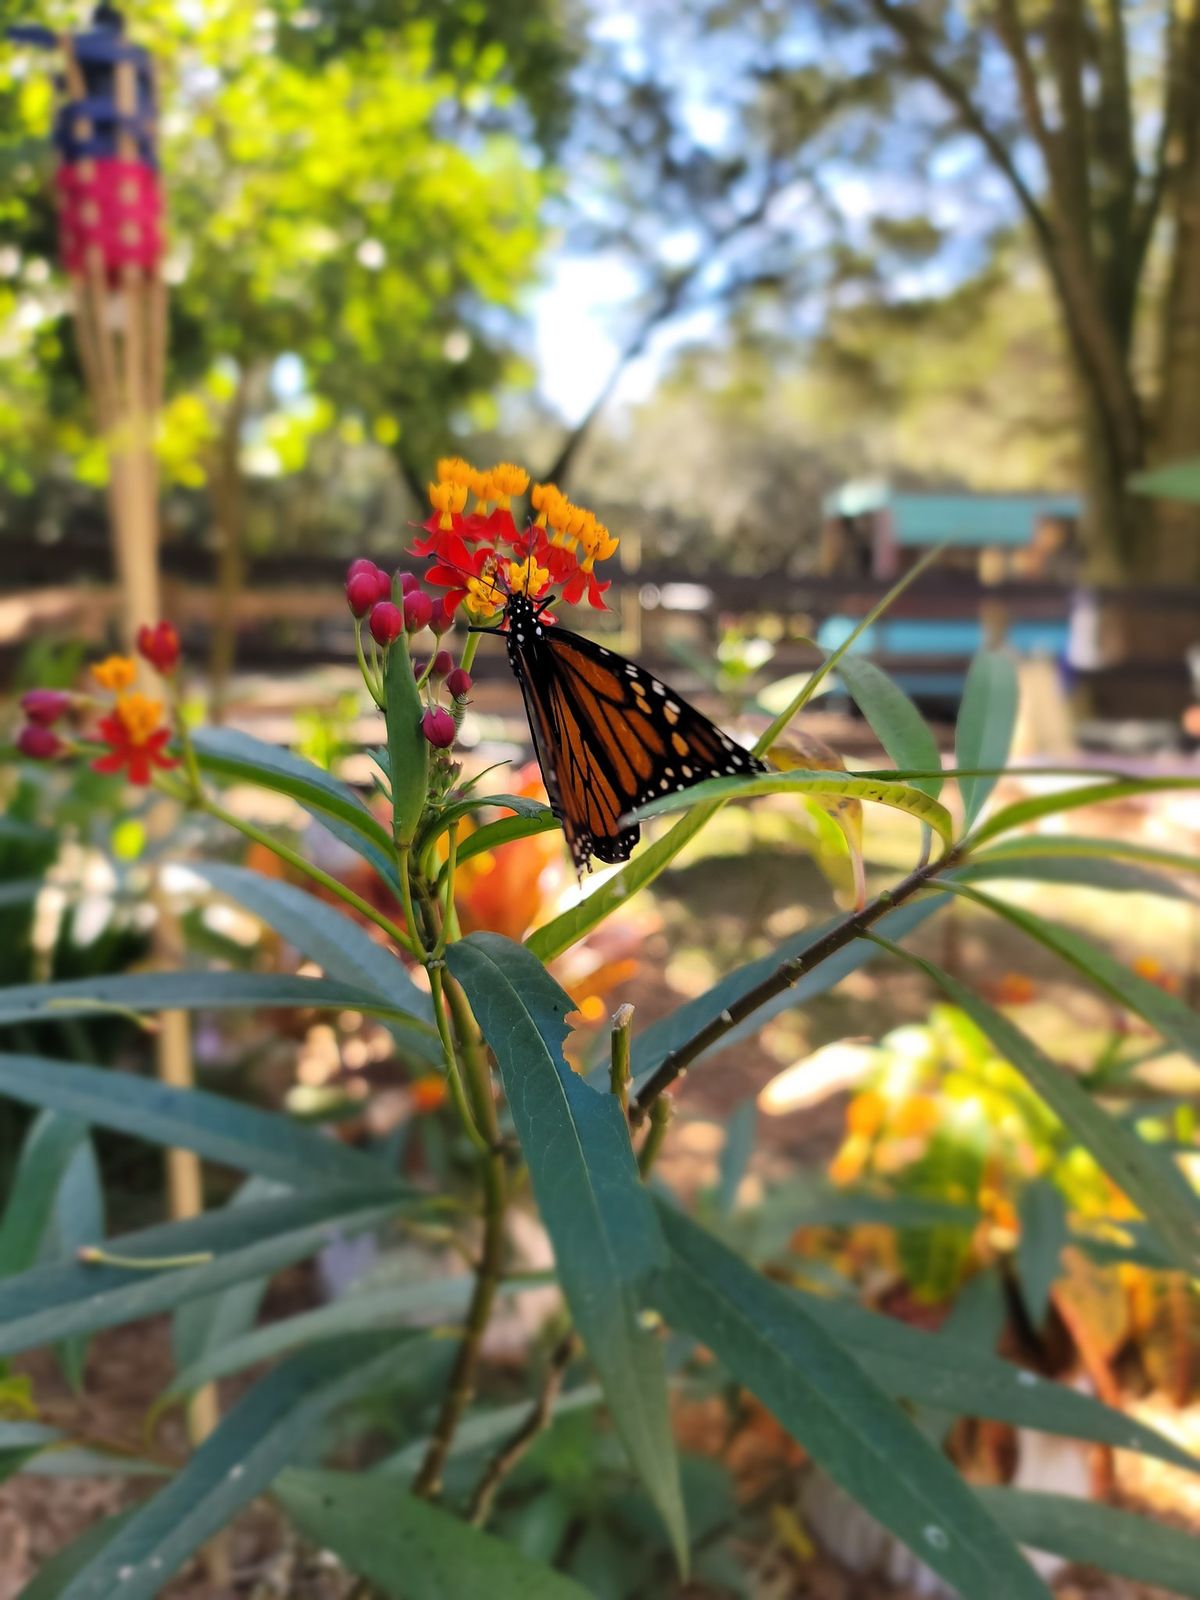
[652,681,665,694]
[681,765,692,778]
[659,778,670,790]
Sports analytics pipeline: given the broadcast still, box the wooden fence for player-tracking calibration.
[4,535,1199,716]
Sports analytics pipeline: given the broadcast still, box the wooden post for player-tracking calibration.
[61,28,217,1530]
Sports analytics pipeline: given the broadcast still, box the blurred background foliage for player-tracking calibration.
[2,0,1197,588]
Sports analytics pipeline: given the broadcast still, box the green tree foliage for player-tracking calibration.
[0,0,557,679]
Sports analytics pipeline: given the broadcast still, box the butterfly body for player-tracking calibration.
[501,591,765,873]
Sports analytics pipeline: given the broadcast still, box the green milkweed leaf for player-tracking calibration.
[445,933,686,1568]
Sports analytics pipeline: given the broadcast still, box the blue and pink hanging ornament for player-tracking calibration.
[9,3,167,641]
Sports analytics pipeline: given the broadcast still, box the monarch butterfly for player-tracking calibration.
[496,589,766,872]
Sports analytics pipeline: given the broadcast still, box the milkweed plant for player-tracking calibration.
[3,459,1200,1599]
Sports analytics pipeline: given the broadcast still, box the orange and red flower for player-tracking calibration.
[414,458,617,618]
[92,693,177,785]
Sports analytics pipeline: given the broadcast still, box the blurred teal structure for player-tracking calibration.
[818,481,1080,705]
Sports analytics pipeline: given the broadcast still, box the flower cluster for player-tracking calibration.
[416,457,619,620]
[14,623,180,785]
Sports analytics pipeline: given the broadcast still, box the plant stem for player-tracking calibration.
[637,1095,672,1175]
[468,1328,577,1527]
[412,963,508,1499]
[629,848,957,1125]
[459,630,482,676]
[396,846,420,952]
[610,1002,634,1113]
[433,824,458,960]
[353,618,384,707]
[428,965,488,1158]
[196,793,421,960]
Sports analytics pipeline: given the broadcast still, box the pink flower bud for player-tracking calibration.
[396,570,419,595]
[421,706,456,748]
[17,723,62,760]
[403,590,434,632]
[431,650,453,678]
[347,558,377,581]
[347,571,382,617]
[430,603,454,636]
[446,667,473,700]
[369,601,404,645]
[20,689,72,726]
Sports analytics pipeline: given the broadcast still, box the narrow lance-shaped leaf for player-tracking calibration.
[975,1488,1200,1598]
[969,775,1200,849]
[192,727,396,880]
[445,933,687,1567]
[652,1203,1050,1600]
[944,882,1200,1068]
[56,1334,422,1600]
[627,770,954,847]
[798,1268,1196,1467]
[0,1187,412,1358]
[837,655,943,799]
[954,651,1018,829]
[874,937,1200,1278]
[0,1111,88,1277]
[956,853,1198,901]
[0,970,423,1034]
[972,832,1200,877]
[454,809,559,869]
[0,1053,398,1192]
[190,863,435,1042]
[276,1470,592,1600]
[164,1274,538,1400]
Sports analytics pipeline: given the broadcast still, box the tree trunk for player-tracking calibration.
[1072,368,1143,584]
[1149,145,1200,584]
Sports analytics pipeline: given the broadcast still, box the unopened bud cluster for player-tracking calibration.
[345,559,473,750]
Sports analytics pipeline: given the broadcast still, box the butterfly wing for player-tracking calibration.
[504,596,764,872]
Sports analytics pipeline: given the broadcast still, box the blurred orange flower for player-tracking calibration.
[847,1088,886,1139]
[1132,955,1181,995]
[989,972,1037,1005]
[454,763,565,942]
[410,1074,448,1115]
[892,1094,940,1138]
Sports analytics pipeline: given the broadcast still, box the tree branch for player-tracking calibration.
[537,172,783,489]
[629,847,959,1125]
[867,0,1143,472]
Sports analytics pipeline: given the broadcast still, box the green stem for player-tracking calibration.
[610,1002,634,1114]
[354,619,384,707]
[414,970,507,1499]
[629,845,958,1125]
[428,965,489,1158]
[433,824,459,960]
[197,793,421,960]
[397,846,421,954]
[169,682,205,801]
[459,630,482,676]
[637,1095,672,1176]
